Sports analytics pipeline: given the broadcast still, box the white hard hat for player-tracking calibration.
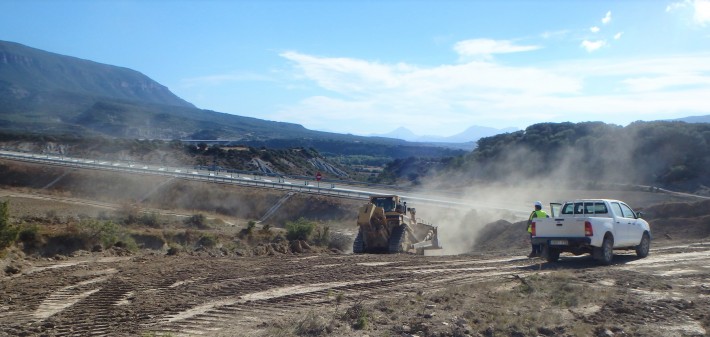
[534,201,543,207]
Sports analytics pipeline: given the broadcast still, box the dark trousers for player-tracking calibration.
[529,233,541,255]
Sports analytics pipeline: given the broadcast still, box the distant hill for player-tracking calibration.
[0,40,193,108]
[0,40,464,160]
[374,125,518,143]
[440,121,710,193]
[673,115,710,123]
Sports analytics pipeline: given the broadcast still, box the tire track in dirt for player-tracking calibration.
[4,244,709,337]
[148,246,710,336]
[33,271,116,320]
[143,254,539,336]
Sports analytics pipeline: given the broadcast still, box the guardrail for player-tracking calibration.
[0,151,375,201]
[0,150,542,218]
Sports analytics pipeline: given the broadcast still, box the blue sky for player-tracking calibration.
[2,0,710,136]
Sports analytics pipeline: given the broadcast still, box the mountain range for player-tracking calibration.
[1,39,706,155]
[0,40,477,159]
[674,115,710,123]
[373,125,519,143]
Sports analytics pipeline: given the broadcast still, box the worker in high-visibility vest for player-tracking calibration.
[527,201,548,258]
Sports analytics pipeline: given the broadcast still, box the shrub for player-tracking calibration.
[166,243,183,256]
[113,237,139,251]
[0,200,19,250]
[197,234,218,248]
[117,203,141,225]
[78,219,121,247]
[343,302,368,330]
[286,218,316,241]
[17,225,41,250]
[294,311,331,336]
[184,214,209,229]
[77,219,136,251]
[312,225,330,246]
[139,212,161,228]
[0,227,18,251]
[246,220,257,234]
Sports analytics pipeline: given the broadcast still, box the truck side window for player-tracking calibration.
[619,203,637,219]
[562,204,574,214]
[611,203,624,217]
[594,202,608,214]
[575,203,584,214]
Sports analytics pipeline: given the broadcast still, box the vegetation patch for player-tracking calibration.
[260,271,617,337]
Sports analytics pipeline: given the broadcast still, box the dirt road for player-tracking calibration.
[1,242,709,337]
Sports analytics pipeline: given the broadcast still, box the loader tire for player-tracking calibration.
[388,225,408,253]
[353,229,365,254]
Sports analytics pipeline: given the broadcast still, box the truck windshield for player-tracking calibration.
[561,202,608,215]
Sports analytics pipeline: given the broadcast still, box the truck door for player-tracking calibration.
[610,202,632,245]
[620,202,644,245]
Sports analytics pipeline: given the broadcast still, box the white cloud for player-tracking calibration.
[614,32,623,40]
[622,74,710,92]
[453,39,540,59]
[694,0,710,25]
[580,40,607,52]
[590,26,600,33]
[275,47,710,135]
[667,0,710,26]
[666,1,688,12]
[280,51,404,94]
[602,11,612,24]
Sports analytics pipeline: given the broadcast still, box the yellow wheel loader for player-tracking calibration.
[353,195,441,254]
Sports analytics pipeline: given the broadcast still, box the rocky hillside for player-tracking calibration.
[0,41,193,107]
[0,137,352,179]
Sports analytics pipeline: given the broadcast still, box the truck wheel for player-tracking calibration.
[594,235,614,265]
[635,232,650,258]
[353,229,364,254]
[388,225,407,253]
[544,245,560,262]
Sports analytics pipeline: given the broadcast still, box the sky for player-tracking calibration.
[2,0,710,137]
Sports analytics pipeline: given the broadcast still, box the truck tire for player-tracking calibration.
[593,235,614,265]
[635,232,650,258]
[543,245,560,262]
[353,229,364,254]
[388,225,407,253]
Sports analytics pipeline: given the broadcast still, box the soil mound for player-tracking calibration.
[640,200,710,241]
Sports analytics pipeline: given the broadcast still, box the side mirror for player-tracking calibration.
[636,211,643,218]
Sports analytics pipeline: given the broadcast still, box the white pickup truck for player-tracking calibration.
[530,199,651,265]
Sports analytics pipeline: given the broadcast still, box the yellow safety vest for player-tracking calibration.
[527,210,548,233]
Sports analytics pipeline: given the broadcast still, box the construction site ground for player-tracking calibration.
[0,159,709,337]
[1,239,708,337]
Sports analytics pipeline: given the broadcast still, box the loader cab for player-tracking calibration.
[370,195,406,215]
[371,196,395,211]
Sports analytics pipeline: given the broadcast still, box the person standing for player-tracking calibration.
[527,201,548,258]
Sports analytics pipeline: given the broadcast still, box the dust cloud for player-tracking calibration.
[405,126,660,255]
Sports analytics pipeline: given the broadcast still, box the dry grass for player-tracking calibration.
[257,271,617,337]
